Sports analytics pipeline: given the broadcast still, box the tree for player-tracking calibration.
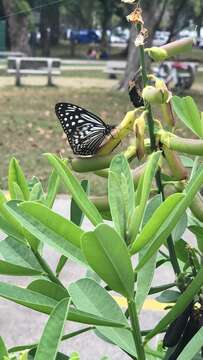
[63,0,97,29]
[167,0,190,41]
[2,0,31,54]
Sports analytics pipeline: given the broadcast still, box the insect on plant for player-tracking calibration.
[55,103,115,156]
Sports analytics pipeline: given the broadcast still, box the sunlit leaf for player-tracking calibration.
[45,154,103,226]
[172,96,203,138]
[8,157,30,200]
[69,278,136,357]
[34,298,70,360]
[81,224,134,298]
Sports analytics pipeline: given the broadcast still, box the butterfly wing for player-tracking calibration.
[55,103,113,156]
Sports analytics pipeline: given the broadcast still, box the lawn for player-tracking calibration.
[0,84,131,194]
[0,71,202,195]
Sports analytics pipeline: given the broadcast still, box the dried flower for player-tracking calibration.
[135,27,148,46]
[126,7,144,24]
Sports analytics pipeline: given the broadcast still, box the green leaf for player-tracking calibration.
[28,349,69,360]
[29,183,45,202]
[0,215,25,243]
[180,156,194,168]
[156,290,180,303]
[69,353,80,360]
[8,157,30,200]
[134,165,203,270]
[172,96,203,138]
[5,201,86,266]
[28,280,68,301]
[175,239,189,263]
[56,180,88,277]
[0,192,23,235]
[177,327,203,360]
[108,154,134,239]
[69,278,136,357]
[56,255,68,277]
[131,193,184,254]
[129,151,161,241]
[45,169,60,208]
[20,201,83,249]
[34,298,70,360]
[189,226,203,253]
[0,337,8,359]
[135,195,162,313]
[172,213,187,242]
[0,282,126,328]
[45,154,103,226]
[71,180,88,226]
[0,237,42,271]
[81,223,134,298]
[12,182,24,200]
[145,266,203,342]
[136,251,157,313]
[0,259,43,276]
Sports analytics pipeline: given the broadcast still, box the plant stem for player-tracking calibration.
[137,23,181,276]
[33,250,66,289]
[8,326,94,353]
[128,298,146,360]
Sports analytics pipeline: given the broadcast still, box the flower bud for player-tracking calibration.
[145,47,167,61]
[145,38,194,62]
[142,85,168,104]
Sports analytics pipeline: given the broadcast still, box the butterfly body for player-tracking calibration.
[55,103,114,156]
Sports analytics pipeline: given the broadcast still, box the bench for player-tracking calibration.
[0,51,25,59]
[7,57,61,86]
[104,61,126,78]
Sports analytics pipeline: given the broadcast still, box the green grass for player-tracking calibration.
[0,72,202,195]
[62,70,107,78]
[0,86,130,194]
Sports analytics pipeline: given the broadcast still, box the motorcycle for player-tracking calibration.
[153,61,199,92]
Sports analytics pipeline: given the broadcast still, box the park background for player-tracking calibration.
[0,1,203,358]
[0,0,202,195]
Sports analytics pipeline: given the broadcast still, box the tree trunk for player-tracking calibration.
[49,3,60,46]
[167,0,190,41]
[119,3,158,90]
[119,26,139,90]
[40,6,51,57]
[2,0,31,55]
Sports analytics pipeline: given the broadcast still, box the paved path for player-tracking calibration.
[0,76,117,88]
[0,196,179,359]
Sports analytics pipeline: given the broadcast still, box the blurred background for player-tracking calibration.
[0,0,202,194]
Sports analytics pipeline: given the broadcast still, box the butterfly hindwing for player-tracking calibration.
[55,103,113,156]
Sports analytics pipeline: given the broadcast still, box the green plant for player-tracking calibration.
[1,2,203,360]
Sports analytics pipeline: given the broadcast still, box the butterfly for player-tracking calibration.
[55,103,115,156]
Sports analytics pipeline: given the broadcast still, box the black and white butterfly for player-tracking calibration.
[55,103,115,156]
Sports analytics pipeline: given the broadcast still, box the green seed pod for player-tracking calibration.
[145,47,167,61]
[168,310,200,360]
[163,303,193,347]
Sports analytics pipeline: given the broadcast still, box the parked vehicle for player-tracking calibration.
[198,38,203,49]
[154,61,199,92]
[110,27,129,44]
[177,29,197,45]
[70,30,100,44]
[152,31,170,47]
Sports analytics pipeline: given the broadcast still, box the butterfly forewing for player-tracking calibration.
[55,102,114,156]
